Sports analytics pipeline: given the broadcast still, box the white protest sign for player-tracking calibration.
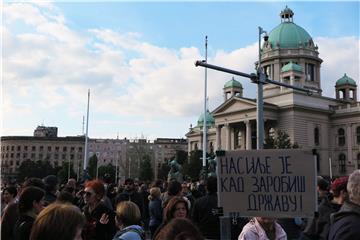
[217,149,316,218]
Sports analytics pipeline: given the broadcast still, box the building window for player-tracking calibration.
[357,153,360,170]
[17,146,21,151]
[24,146,28,151]
[6,146,9,151]
[16,153,20,158]
[78,147,83,152]
[306,63,315,81]
[32,146,36,151]
[48,146,52,151]
[55,146,59,152]
[63,146,67,152]
[62,154,66,160]
[31,153,35,158]
[54,154,59,160]
[23,153,27,158]
[357,127,360,145]
[11,146,15,151]
[338,128,345,146]
[339,154,346,174]
[314,127,320,146]
[39,146,44,152]
[71,147,75,152]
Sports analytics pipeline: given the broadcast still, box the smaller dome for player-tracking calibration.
[336,74,357,86]
[197,110,215,127]
[281,61,303,73]
[224,77,242,89]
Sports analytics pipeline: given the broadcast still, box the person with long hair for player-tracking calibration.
[153,196,189,239]
[155,218,204,240]
[82,180,116,240]
[1,186,18,216]
[13,186,45,240]
[30,203,85,240]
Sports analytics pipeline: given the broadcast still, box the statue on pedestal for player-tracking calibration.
[167,158,183,183]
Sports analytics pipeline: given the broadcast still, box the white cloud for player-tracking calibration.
[316,36,360,98]
[2,3,359,138]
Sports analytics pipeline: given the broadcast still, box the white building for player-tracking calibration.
[186,7,360,177]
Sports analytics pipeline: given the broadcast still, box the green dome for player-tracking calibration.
[336,74,357,86]
[268,7,313,49]
[224,77,242,88]
[197,110,215,127]
[281,61,303,73]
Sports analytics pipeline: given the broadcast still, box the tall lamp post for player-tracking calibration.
[256,27,268,149]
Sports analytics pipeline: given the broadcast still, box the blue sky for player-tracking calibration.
[2,1,359,139]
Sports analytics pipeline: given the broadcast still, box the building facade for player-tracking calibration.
[186,7,360,177]
[1,132,85,181]
[1,126,187,182]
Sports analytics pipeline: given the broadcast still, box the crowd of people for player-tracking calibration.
[0,169,359,240]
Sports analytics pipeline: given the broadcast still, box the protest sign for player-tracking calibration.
[217,149,316,218]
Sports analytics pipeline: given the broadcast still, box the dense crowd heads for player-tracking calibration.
[1,170,360,240]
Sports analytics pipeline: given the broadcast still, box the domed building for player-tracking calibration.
[186,6,360,177]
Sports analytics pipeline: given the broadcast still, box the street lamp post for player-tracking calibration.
[256,27,268,150]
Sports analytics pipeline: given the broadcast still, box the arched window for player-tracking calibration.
[314,127,320,146]
[357,127,360,145]
[357,153,360,170]
[339,153,346,174]
[338,128,345,146]
[194,143,198,150]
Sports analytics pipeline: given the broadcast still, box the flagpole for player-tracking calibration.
[83,89,90,179]
[202,36,208,173]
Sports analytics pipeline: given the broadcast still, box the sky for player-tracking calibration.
[2,1,359,140]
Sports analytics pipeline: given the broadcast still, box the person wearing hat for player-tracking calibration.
[316,176,348,239]
[43,175,59,206]
[328,170,360,240]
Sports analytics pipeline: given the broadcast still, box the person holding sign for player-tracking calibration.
[238,217,287,240]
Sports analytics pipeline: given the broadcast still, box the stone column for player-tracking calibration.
[245,120,252,150]
[216,125,222,150]
[225,123,231,150]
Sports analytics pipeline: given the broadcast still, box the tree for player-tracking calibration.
[57,162,76,184]
[17,159,56,182]
[157,162,170,180]
[183,150,203,181]
[87,155,98,179]
[264,129,299,149]
[98,163,116,183]
[175,150,187,165]
[139,155,154,182]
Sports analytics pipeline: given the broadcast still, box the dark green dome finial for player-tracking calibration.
[268,7,313,49]
[197,110,215,127]
[336,73,357,87]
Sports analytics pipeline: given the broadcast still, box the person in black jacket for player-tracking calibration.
[82,180,116,240]
[14,186,45,240]
[191,176,220,240]
[148,187,163,238]
[115,178,144,218]
[328,170,360,240]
